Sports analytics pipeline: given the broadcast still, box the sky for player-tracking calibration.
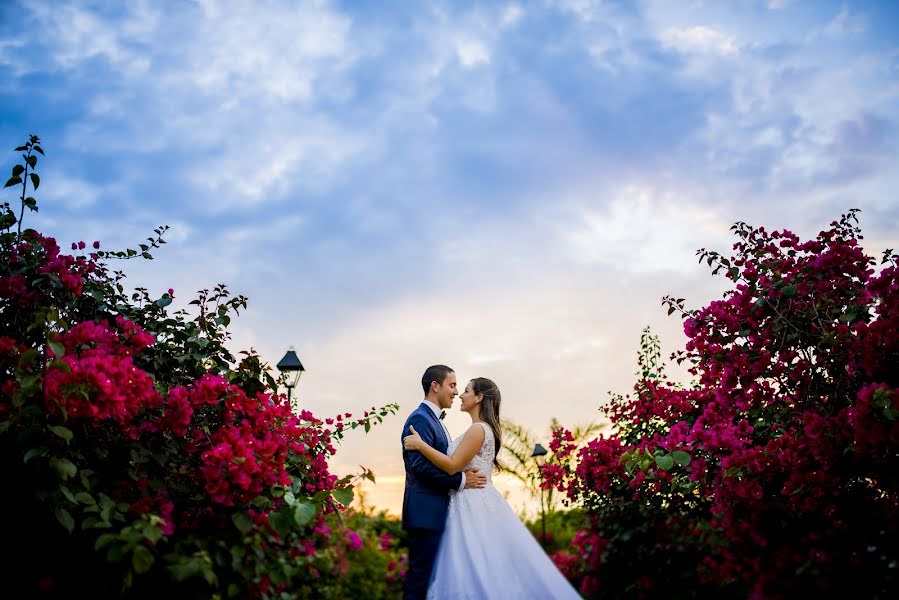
[1,0,898,516]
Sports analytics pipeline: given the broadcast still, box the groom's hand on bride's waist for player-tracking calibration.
[463,468,487,489]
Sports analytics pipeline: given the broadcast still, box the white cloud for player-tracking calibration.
[173,1,352,104]
[223,215,305,244]
[7,0,899,518]
[555,0,604,25]
[186,118,372,207]
[823,5,867,39]
[660,25,738,56]
[26,3,152,74]
[501,4,523,28]
[563,185,733,274]
[455,37,490,68]
[40,171,100,209]
[0,36,29,78]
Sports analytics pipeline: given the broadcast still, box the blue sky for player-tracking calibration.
[2,0,898,514]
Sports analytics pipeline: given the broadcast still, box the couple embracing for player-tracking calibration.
[401,365,582,599]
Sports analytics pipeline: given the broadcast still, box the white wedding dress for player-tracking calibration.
[427,422,583,599]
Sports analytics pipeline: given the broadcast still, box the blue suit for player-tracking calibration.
[402,403,463,600]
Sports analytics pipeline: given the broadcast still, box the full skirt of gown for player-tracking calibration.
[426,483,583,599]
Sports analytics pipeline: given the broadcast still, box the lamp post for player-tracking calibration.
[276,348,305,413]
[531,442,548,548]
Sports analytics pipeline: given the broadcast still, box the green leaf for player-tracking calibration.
[55,506,75,533]
[30,173,39,190]
[17,373,41,398]
[168,561,200,582]
[51,457,77,480]
[12,164,24,176]
[782,284,797,298]
[655,454,675,471]
[75,491,96,505]
[331,487,354,507]
[34,145,44,155]
[95,533,117,551]
[60,485,77,504]
[4,176,22,188]
[155,296,172,308]
[24,446,49,463]
[268,507,293,537]
[143,523,164,544]
[672,450,691,466]
[132,545,154,574]
[49,359,72,373]
[27,155,37,168]
[99,494,116,521]
[293,499,317,527]
[232,512,253,534]
[49,425,73,443]
[19,347,40,367]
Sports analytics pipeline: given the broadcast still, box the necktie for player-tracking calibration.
[439,410,446,420]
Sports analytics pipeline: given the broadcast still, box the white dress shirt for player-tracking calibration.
[421,400,466,493]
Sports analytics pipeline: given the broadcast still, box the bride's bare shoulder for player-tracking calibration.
[463,423,487,442]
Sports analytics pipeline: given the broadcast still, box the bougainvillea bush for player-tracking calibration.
[545,211,899,598]
[0,136,399,598]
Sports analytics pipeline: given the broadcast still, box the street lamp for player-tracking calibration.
[276,348,305,412]
[531,442,549,549]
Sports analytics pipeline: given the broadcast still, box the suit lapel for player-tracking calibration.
[419,403,449,449]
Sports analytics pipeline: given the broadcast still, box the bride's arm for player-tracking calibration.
[404,424,486,475]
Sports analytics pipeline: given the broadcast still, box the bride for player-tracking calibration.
[403,377,583,599]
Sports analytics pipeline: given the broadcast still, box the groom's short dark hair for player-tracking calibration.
[422,365,454,396]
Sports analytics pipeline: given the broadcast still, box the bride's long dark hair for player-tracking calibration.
[471,377,503,469]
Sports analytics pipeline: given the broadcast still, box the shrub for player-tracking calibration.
[0,135,398,598]
[546,211,899,598]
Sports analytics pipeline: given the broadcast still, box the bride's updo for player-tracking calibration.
[471,377,502,469]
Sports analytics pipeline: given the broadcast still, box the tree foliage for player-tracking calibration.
[0,136,399,598]
[546,211,899,598]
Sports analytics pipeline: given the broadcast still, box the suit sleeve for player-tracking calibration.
[402,413,464,492]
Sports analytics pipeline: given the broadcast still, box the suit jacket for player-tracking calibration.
[401,403,464,530]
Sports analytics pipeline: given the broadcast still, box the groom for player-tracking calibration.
[401,365,486,600]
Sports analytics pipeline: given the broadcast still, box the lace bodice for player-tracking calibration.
[448,422,495,484]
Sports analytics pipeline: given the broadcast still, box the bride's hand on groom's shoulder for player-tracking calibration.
[404,425,423,451]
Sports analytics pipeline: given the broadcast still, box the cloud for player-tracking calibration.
[562,184,733,274]
[660,25,738,56]
[501,4,524,28]
[39,171,101,209]
[4,0,899,516]
[13,0,367,210]
[22,2,155,74]
[454,36,490,68]
[822,5,867,39]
